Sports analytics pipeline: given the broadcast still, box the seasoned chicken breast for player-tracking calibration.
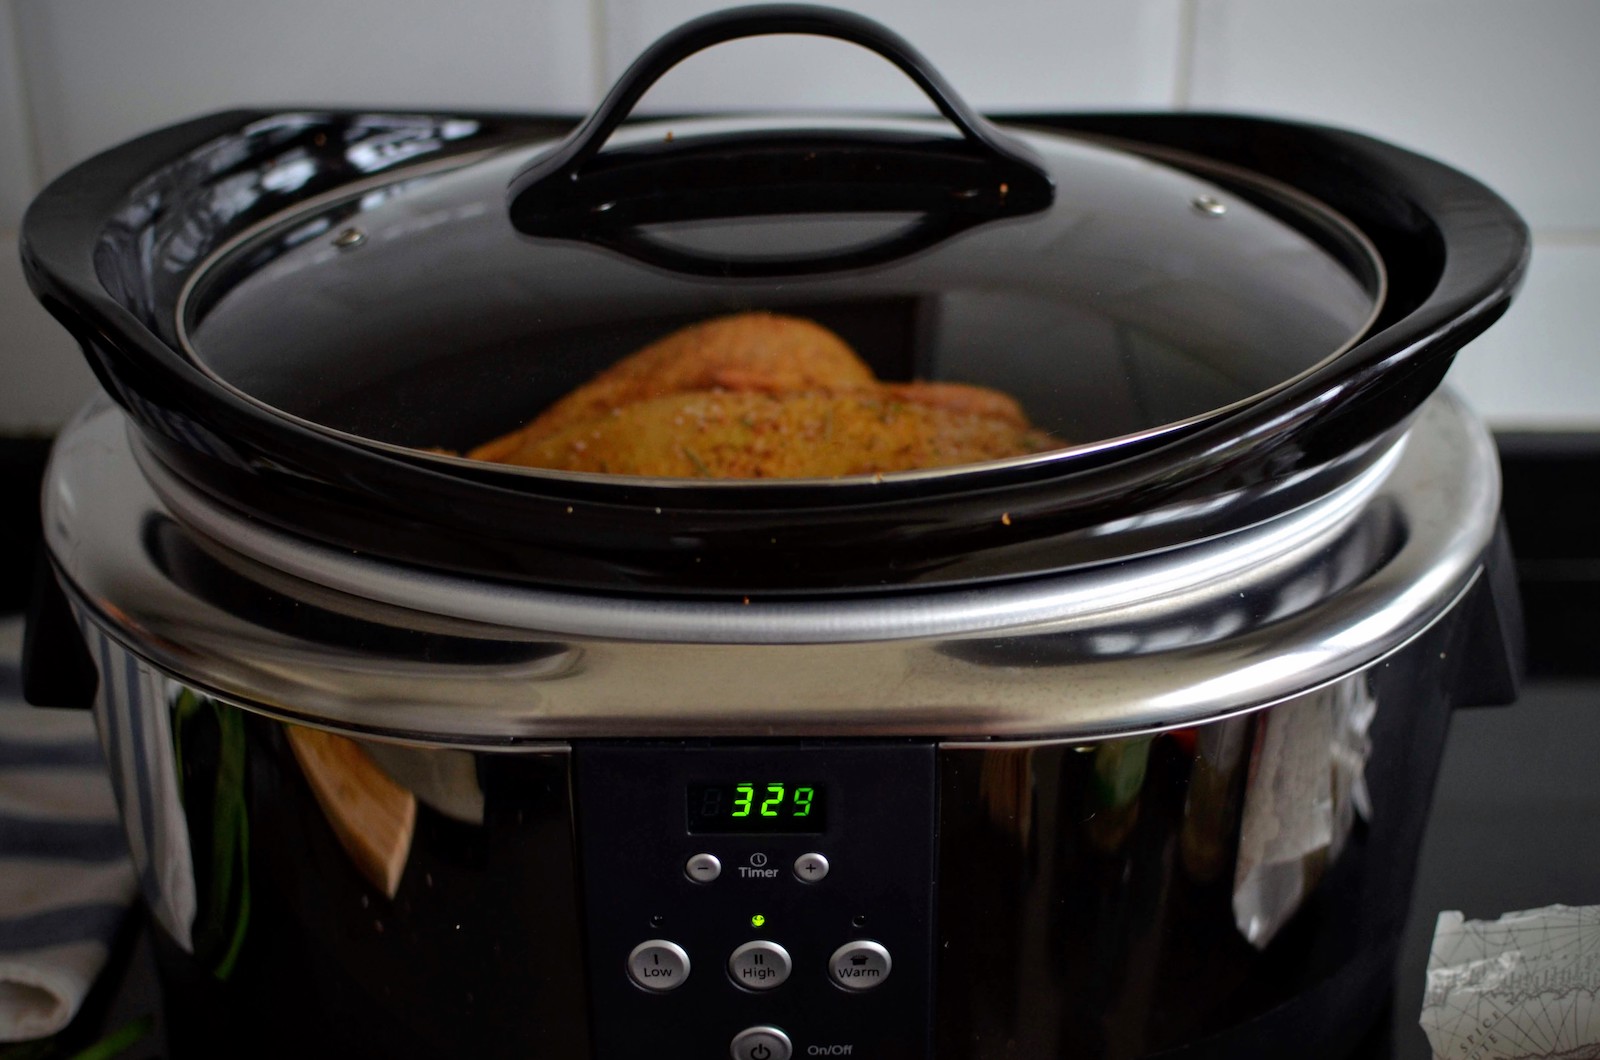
[467,310,1061,477]
[489,390,1058,478]
[470,312,874,461]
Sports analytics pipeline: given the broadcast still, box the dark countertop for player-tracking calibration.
[1359,678,1600,1059]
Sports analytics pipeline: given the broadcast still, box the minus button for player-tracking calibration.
[686,853,722,883]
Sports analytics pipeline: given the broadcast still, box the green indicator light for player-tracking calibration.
[751,914,767,929]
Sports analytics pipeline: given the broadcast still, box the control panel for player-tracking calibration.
[574,742,936,1059]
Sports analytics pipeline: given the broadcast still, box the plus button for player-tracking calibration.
[792,852,830,883]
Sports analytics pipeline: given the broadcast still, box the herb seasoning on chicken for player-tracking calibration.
[469,312,1060,477]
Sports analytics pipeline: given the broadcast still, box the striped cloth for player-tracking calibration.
[0,704,136,1042]
[78,620,197,955]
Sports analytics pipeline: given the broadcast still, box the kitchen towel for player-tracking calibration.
[0,704,135,1042]
[1419,904,1600,1059]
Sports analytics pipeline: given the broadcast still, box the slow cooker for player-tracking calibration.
[20,6,1529,1058]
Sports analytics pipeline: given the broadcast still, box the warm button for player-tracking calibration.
[828,939,891,991]
[728,940,792,990]
[730,1025,792,1060]
[627,939,690,991]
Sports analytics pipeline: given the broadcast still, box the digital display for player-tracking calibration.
[686,782,826,834]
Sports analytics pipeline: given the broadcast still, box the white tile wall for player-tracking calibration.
[0,0,37,229]
[1447,244,1600,431]
[0,230,95,433]
[11,0,597,182]
[1,0,1596,432]
[600,0,1185,113]
[1188,0,1600,233]
[1186,0,1600,430]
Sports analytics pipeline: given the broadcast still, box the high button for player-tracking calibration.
[728,940,792,990]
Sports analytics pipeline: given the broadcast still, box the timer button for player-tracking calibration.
[730,1025,792,1060]
[793,852,829,882]
[828,940,891,991]
[728,940,792,990]
[627,939,690,992]
[685,853,722,883]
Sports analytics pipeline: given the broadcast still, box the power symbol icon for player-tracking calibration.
[732,1025,791,1059]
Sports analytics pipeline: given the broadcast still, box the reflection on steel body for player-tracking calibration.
[47,392,1497,744]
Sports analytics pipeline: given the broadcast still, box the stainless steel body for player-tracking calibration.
[49,390,1497,743]
[45,387,1515,1058]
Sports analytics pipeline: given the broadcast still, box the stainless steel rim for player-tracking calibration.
[132,428,1405,645]
[45,389,1498,743]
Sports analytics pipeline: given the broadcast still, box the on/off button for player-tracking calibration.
[730,1025,791,1060]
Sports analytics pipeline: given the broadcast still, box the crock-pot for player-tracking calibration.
[20,6,1529,1058]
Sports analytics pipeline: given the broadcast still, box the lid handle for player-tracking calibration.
[507,4,1055,276]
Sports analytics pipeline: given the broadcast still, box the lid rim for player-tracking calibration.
[19,107,1529,594]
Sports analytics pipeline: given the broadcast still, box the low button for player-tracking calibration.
[627,939,690,992]
[828,940,891,991]
[685,853,722,883]
[728,940,791,990]
[793,852,829,882]
[730,1025,792,1060]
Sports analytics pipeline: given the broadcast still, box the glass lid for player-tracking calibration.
[177,116,1382,483]
[175,7,1383,486]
